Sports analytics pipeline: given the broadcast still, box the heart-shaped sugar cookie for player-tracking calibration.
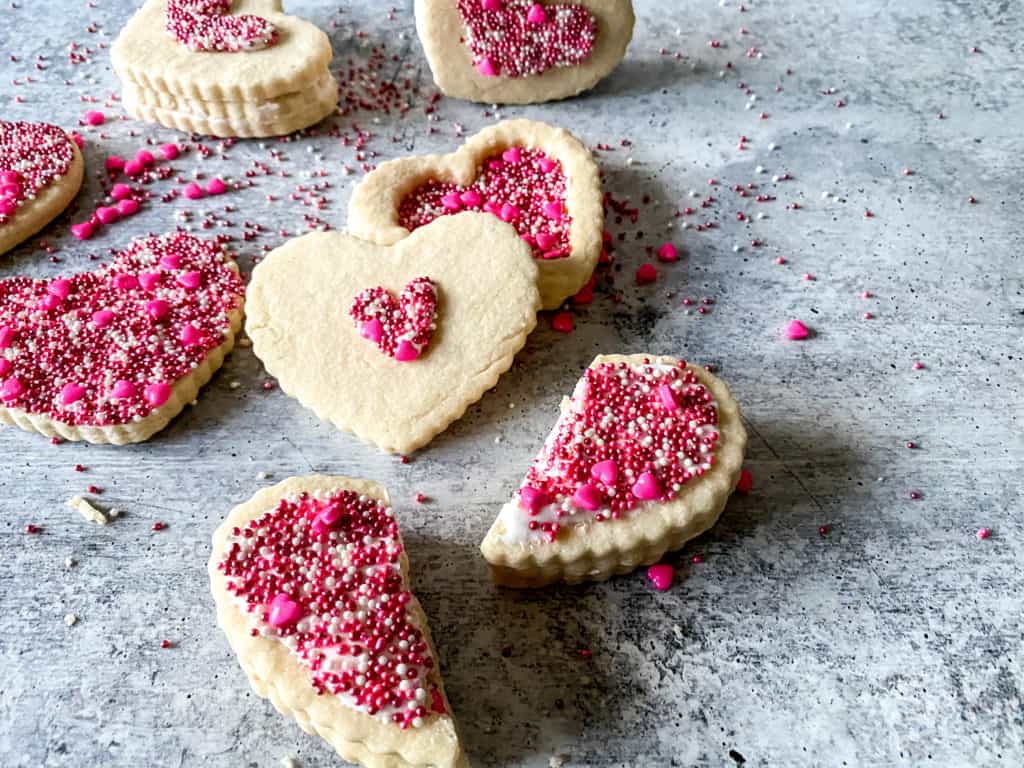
[246,213,540,454]
[415,0,635,104]
[209,475,468,768]
[0,120,84,257]
[481,354,748,587]
[0,232,244,444]
[112,0,338,137]
[348,119,602,311]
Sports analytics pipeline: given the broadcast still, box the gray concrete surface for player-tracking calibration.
[0,1,1021,766]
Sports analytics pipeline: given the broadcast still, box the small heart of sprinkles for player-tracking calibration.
[217,490,446,729]
[0,121,76,225]
[399,147,572,261]
[165,0,278,52]
[514,359,720,542]
[457,0,597,79]
[349,277,437,362]
[0,232,244,426]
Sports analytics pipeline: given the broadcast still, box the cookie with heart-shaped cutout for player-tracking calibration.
[348,119,602,311]
[415,0,634,104]
[0,232,244,444]
[210,475,468,768]
[246,212,539,454]
[112,0,337,137]
[481,354,748,587]
[0,120,84,257]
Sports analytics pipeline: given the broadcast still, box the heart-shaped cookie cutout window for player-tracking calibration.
[165,0,278,52]
[350,277,437,362]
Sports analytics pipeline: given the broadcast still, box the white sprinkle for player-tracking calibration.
[67,495,108,525]
[64,614,77,626]
[257,471,271,480]
[65,557,75,568]
[755,165,765,174]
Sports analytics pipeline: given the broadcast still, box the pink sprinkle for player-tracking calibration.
[802,273,814,281]
[784,319,809,340]
[70,221,94,240]
[519,486,549,514]
[909,491,921,500]
[551,311,574,333]
[735,468,752,494]
[590,459,617,485]
[476,56,498,77]
[135,150,155,167]
[60,383,86,406]
[646,564,674,591]
[124,159,145,177]
[656,242,678,263]
[83,110,105,126]
[158,143,179,161]
[205,177,227,195]
[572,483,602,511]
[143,382,171,407]
[145,299,170,320]
[913,361,923,370]
[117,199,140,216]
[177,271,201,289]
[481,0,501,9]
[105,156,126,172]
[268,593,302,628]
[95,206,119,225]
[631,471,661,501]
[394,340,420,362]
[499,202,519,222]
[111,183,132,201]
[863,312,873,320]
[183,182,204,200]
[180,323,202,346]
[976,528,990,540]
[526,3,546,24]
[91,310,114,328]
[501,147,521,164]
[658,383,677,411]
[111,380,136,399]
[636,263,657,284]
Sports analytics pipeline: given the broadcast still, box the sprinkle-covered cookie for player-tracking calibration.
[415,0,635,104]
[0,232,244,444]
[209,475,468,768]
[348,119,602,310]
[481,354,748,587]
[0,120,84,257]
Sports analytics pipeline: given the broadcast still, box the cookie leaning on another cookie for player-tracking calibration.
[0,121,84,257]
[112,0,337,137]
[348,119,603,310]
[481,354,748,587]
[0,232,244,444]
[209,475,469,768]
[246,212,540,454]
[415,0,635,104]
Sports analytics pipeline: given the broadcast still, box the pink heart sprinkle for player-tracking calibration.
[159,254,181,270]
[631,471,661,501]
[658,383,677,411]
[105,156,126,172]
[441,192,463,210]
[460,189,481,207]
[0,359,11,377]
[70,221,94,240]
[735,468,752,494]
[636,263,658,285]
[183,182,204,200]
[135,150,155,167]
[476,56,498,77]
[311,502,343,537]
[180,323,202,346]
[177,271,201,289]
[91,310,114,328]
[519,486,549,514]
[482,0,501,11]
[784,319,809,340]
[84,110,105,126]
[590,459,618,486]
[205,178,227,196]
[117,199,140,217]
[110,380,136,399]
[145,300,170,320]
[535,232,556,250]
[0,325,15,349]
[500,203,519,222]
[110,183,132,201]
[60,383,86,406]
[47,279,71,300]
[2,377,24,402]
[124,159,145,177]
[551,311,573,333]
[646,563,674,591]
[360,318,383,343]
[0,171,19,184]
[267,593,302,628]
[138,272,160,291]
[0,199,16,217]
[96,206,120,225]
[38,293,62,312]
[527,3,546,23]
[0,182,22,200]
[538,157,558,173]
[158,143,179,161]
[542,200,563,219]
[502,147,521,164]
[656,242,678,262]
[394,340,420,362]
[114,273,138,291]
[144,382,171,407]
[572,482,603,511]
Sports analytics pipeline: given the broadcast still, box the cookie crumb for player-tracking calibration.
[66,495,108,525]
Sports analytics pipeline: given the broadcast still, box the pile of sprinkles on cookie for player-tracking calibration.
[0,2,755,767]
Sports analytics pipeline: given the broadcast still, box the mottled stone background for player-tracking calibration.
[0,1,1021,766]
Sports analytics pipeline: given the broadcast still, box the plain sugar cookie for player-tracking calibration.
[209,475,469,768]
[481,354,748,587]
[245,212,540,454]
[415,0,635,104]
[112,0,338,137]
[348,119,602,310]
[0,120,84,257]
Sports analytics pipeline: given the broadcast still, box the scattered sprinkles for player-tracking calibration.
[457,0,596,79]
[349,277,437,362]
[398,147,572,261]
[217,489,445,729]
